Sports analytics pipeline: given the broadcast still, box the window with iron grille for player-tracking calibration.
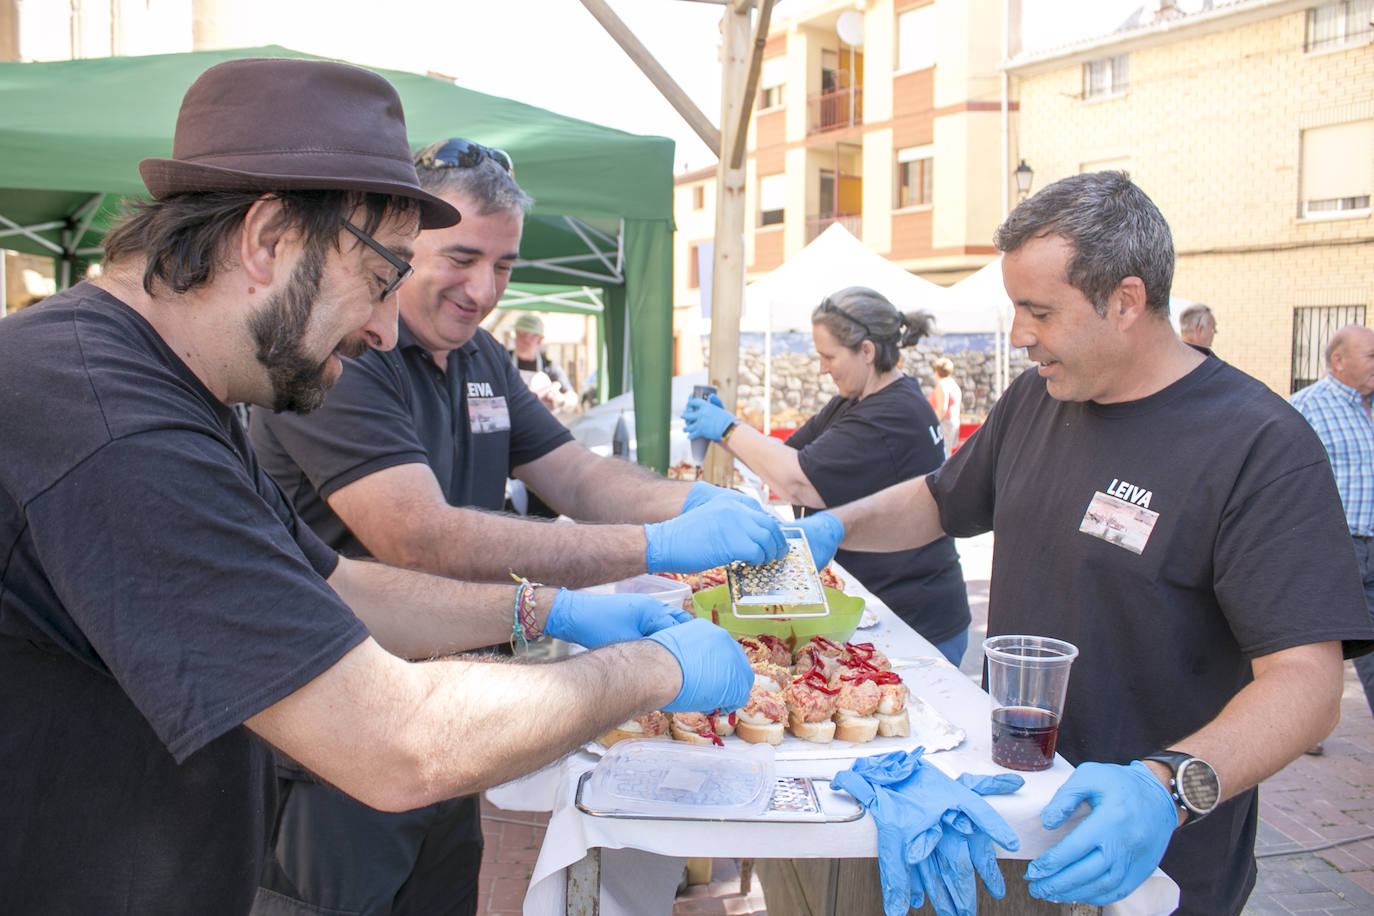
[1305,0,1373,52]
[1292,305,1368,393]
[1083,54,1129,100]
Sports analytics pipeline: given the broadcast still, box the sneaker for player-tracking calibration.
[1304,743,1325,756]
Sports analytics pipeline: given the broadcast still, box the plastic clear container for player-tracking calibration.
[578,573,691,611]
[582,739,776,818]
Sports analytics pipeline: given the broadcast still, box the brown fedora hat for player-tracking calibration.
[140,57,459,229]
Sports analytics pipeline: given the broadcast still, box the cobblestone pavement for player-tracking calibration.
[478,533,1374,914]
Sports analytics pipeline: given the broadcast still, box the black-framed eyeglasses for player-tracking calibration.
[414,137,515,176]
[819,297,874,339]
[340,217,413,301]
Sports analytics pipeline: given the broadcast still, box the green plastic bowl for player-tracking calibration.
[690,584,865,650]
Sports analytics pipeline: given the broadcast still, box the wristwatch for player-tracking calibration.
[1141,750,1221,824]
[720,420,741,442]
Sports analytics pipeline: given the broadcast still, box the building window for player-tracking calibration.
[1083,54,1128,100]
[692,185,705,210]
[896,145,934,208]
[1292,305,1367,392]
[896,5,936,72]
[687,242,700,289]
[759,174,785,226]
[1300,119,1373,218]
[759,56,785,110]
[1306,0,1373,52]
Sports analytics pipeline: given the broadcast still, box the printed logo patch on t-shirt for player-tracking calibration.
[1079,481,1159,555]
[468,395,510,434]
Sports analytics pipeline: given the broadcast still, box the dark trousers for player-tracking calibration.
[1351,537,1374,717]
[253,778,481,916]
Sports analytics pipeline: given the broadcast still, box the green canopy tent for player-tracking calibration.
[0,45,676,469]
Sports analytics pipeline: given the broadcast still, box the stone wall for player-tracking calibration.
[725,343,1034,430]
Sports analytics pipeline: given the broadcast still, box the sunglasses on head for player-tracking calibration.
[819,297,875,339]
[415,138,514,176]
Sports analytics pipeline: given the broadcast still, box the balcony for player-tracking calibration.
[808,86,863,134]
[806,213,862,243]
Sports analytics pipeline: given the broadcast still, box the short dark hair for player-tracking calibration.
[101,190,419,296]
[811,286,935,373]
[993,171,1174,317]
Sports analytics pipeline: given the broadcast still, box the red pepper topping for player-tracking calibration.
[694,723,724,747]
[845,641,875,657]
[739,637,761,652]
[728,711,737,726]
[841,669,903,685]
[710,607,719,626]
[812,636,843,653]
[802,668,841,695]
[759,634,789,653]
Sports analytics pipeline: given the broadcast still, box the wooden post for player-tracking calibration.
[702,1,753,487]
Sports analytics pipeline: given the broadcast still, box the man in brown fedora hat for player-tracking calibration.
[0,57,760,916]
[248,138,802,914]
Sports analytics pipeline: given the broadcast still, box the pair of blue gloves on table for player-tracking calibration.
[836,750,1180,915]
[834,750,1023,916]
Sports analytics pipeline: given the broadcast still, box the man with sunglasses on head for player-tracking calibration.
[0,60,763,916]
[248,137,800,914]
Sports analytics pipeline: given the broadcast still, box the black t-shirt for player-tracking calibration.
[928,357,1374,915]
[250,323,573,558]
[788,375,970,645]
[0,284,368,913]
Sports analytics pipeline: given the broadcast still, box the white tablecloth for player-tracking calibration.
[487,568,1179,916]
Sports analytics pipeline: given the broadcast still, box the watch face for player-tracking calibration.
[1178,759,1220,813]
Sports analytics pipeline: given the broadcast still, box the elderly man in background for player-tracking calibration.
[0,59,756,916]
[1178,303,1216,348]
[1290,325,1374,738]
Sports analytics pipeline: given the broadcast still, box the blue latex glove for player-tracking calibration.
[543,588,692,649]
[646,618,753,712]
[912,773,1026,916]
[681,394,737,441]
[1026,761,1178,906]
[680,479,759,513]
[832,750,1022,916]
[793,510,844,569]
[644,499,787,573]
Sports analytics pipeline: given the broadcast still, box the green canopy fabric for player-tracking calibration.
[0,45,676,470]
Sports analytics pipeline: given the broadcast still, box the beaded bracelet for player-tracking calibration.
[509,573,544,651]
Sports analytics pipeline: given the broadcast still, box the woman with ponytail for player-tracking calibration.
[682,286,971,664]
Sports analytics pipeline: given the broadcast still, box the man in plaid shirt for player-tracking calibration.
[1291,324,1374,720]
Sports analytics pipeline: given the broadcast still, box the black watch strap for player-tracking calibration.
[1141,751,1221,823]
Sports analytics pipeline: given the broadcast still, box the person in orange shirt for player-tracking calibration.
[927,357,962,458]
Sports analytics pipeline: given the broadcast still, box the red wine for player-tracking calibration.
[991,706,1059,771]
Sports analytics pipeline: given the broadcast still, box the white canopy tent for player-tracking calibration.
[943,257,1015,394]
[738,224,1005,429]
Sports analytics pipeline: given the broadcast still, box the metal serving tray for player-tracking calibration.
[574,773,864,824]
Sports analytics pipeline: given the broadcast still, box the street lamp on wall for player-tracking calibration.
[1014,160,1034,197]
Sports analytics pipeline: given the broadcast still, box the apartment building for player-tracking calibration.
[673,0,1020,333]
[1006,0,1373,394]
